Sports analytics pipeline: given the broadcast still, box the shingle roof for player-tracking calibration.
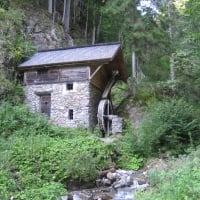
[19,43,121,68]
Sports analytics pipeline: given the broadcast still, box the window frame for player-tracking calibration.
[66,83,73,90]
[68,109,74,120]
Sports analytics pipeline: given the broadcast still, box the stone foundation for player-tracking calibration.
[111,115,123,134]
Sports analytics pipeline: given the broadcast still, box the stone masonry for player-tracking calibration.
[24,81,101,129]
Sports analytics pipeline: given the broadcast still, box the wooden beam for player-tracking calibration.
[89,63,106,80]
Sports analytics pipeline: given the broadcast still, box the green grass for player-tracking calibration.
[136,147,200,200]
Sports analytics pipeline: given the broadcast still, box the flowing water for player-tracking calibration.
[63,186,136,200]
[112,187,135,200]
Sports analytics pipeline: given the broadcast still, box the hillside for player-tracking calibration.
[1,0,200,200]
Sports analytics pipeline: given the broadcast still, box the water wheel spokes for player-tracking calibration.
[97,99,113,136]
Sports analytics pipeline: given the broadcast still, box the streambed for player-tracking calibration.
[61,168,149,200]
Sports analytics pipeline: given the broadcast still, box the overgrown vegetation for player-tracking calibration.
[1,0,200,199]
[0,103,125,199]
[138,98,200,156]
[136,147,200,200]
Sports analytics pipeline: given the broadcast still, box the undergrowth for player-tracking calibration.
[136,147,200,200]
[0,102,118,199]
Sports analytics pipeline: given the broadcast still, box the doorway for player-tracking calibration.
[40,94,51,117]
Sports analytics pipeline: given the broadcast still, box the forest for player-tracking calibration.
[0,0,200,199]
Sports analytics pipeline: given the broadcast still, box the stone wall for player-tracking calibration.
[89,84,102,130]
[111,115,123,134]
[24,81,91,128]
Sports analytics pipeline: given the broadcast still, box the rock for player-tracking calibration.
[106,172,117,182]
[100,167,116,178]
[135,177,147,185]
[93,193,112,200]
[112,174,133,189]
[34,23,42,33]
[71,191,93,200]
[132,181,149,191]
[101,178,112,186]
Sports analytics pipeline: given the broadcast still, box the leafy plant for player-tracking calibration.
[0,0,9,9]
[138,98,200,156]
[0,4,35,81]
[0,103,51,138]
[0,102,119,198]
[115,120,144,170]
[136,147,200,200]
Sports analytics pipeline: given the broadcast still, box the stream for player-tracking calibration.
[61,168,149,200]
[71,186,135,200]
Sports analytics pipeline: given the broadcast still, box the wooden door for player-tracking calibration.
[40,95,51,117]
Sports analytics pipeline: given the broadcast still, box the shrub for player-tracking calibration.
[0,169,17,200]
[0,130,117,198]
[136,147,200,200]
[115,120,144,170]
[0,0,9,9]
[128,78,156,105]
[0,103,51,138]
[14,182,67,200]
[138,98,200,156]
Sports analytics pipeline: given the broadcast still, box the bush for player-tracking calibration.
[14,182,67,200]
[115,120,144,170]
[0,0,9,9]
[0,130,117,198]
[0,103,51,138]
[136,147,200,200]
[0,101,121,198]
[138,98,200,156]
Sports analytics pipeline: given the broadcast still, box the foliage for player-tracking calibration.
[133,79,156,105]
[138,98,200,156]
[111,81,129,112]
[0,0,9,9]
[0,102,120,198]
[0,133,116,198]
[115,120,144,170]
[136,147,200,200]
[101,0,170,79]
[0,102,52,138]
[0,74,24,104]
[14,182,67,200]
[0,4,35,80]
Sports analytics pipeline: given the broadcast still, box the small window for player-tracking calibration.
[38,69,48,75]
[66,83,73,90]
[69,109,73,120]
[38,69,48,81]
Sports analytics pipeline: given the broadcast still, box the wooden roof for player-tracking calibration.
[18,43,127,81]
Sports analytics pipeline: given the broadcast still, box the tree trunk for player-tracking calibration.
[96,11,102,42]
[84,0,89,41]
[92,2,96,44]
[132,51,137,78]
[168,1,175,81]
[73,0,76,24]
[48,0,53,14]
[92,26,96,45]
[170,53,175,81]
[53,0,57,24]
[62,0,71,32]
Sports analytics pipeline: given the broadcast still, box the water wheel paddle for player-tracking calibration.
[97,99,114,136]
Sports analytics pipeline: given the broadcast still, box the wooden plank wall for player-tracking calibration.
[24,66,89,85]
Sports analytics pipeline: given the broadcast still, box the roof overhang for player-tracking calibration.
[18,43,128,82]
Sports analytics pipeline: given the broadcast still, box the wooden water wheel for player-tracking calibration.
[97,99,114,135]
[97,71,119,136]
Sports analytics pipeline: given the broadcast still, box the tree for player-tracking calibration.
[100,0,170,80]
[62,0,71,32]
[174,0,200,101]
[48,0,53,14]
